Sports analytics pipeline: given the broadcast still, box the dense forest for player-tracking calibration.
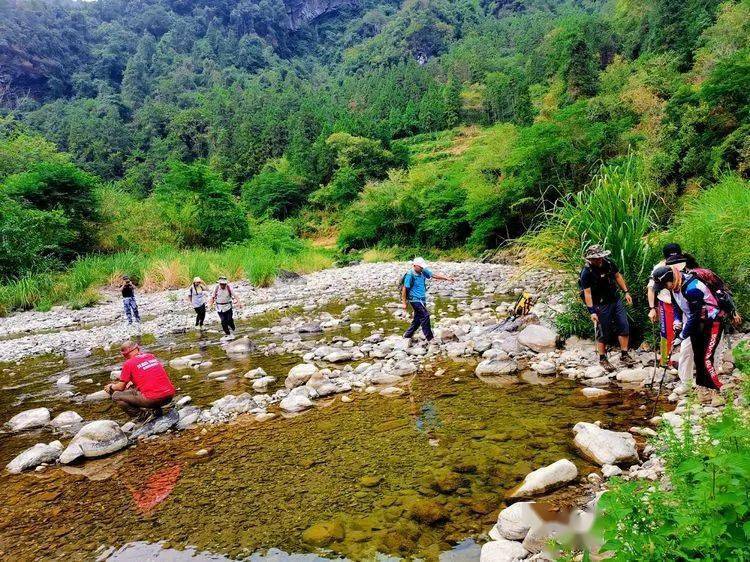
[0,0,748,313]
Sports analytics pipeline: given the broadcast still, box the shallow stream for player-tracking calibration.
[0,292,652,561]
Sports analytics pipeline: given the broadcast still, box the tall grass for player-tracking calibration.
[670,174,750,315]
[0,241,332,315]
[524,160,661,339]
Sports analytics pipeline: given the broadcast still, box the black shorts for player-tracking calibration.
[595,299,629,343]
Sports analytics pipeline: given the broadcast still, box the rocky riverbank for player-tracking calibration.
[2,260,747,560]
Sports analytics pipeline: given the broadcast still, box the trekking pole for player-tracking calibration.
[646,323,660,390]
[650,342,674,418]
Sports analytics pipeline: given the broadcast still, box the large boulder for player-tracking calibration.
[475,359,519,377]
[285,363,319,389]
[323,350,353,363]
[518,325,557,353]
[6,408,50,431]
[572,422,639,466]
[298,322,323,334]
[509,459,578,498]
[59,420,129,464]
[6,441,63,473]
[50,411,83,428]
[280,393,314,413]
[496,502,538,541]
[480,539,528,562]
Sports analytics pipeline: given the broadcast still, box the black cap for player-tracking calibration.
[665,254,687,266]
[662,243,682,259]
[652,266,674,290]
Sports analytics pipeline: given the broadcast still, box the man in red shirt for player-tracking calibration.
[105,342,175,420]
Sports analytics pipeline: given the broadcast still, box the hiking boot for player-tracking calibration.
[599,358,616,372]
[620,352,636,367]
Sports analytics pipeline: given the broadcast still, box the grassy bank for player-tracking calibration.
[0,243,333,316]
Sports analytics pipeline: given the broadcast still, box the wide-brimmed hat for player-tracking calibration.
[193,276,203,284]
[217,276,228,283]
[584,245,611,260]
[412,257,428,269]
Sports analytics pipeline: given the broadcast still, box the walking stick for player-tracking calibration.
[650,342,675,418]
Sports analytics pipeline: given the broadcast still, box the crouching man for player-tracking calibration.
[105,342,175,421]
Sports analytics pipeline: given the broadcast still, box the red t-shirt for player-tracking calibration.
[120,353,175,400]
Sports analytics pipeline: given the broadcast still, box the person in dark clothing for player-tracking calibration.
[401,257,454,342]
[209,276,238,337]
[579,245,634,371]
[120,276,141,325]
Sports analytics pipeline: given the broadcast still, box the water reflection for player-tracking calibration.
[126,464,182,515]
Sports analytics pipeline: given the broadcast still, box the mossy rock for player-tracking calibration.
[430,469,466,493]
[360,475,383,488]
[301,520,346,547]
[408,499,446,525]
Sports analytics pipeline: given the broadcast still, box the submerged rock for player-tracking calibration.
[572,422,639,466]
[302,520,345,547]
[580,387,611,399]
[169,353,202,369]
[6,408,50,431]
[6,441,63,473]
[224,337,256,355]
[59,420,128,464]
[509,459,578,498]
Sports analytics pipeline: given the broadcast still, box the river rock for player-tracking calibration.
[602,464,623,478]
[6,408,50,431]
[252,376,277,392]
[207,369,234,379]
[530,361,556,375]
[84,390,110,402]
[175,396,192,407]
[56,375,71,386]
[518,325,557,353]
[583,365,606,379]
[370,372,403,385]
[509,459,578,498]
[169,353,202,369]
[379,386,405,397]
[306,372,339,397]
[130,409,180,439]
[475,359,518,376]
[280,393,314,413]
[50,411,83,428]
[285,363,319,389]
[572,422,639,466]
[298,322,323,334]
[244,367,267,379]
[224,337,256,354]
[324,350,353,363]
[522,522,567,554]
[581,388,611,399]
[480,539,528,562]
[302,520,345,547]
[6,441,63,473]
[59,420,129,464]
[496,501,537,540]
[615,368,651,383]
[176,406,201,429]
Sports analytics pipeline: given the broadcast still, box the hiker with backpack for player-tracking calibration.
[209,276,239,338]
[401,257,454,343]
[646,244,697,368]
[652,264,741,397]
[187,277,208,330]
[579,245,635,372]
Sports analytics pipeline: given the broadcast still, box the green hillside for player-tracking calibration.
[0,0,748,315]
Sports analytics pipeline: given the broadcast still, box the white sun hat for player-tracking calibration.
[412,257,428,269]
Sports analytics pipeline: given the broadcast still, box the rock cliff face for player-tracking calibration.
[284,0,359,30]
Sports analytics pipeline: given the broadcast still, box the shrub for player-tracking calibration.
[593,341,750,561]
[523,160,661,339]
[242,159,307,219]
[670,174,750,315]
[2,162,100,256]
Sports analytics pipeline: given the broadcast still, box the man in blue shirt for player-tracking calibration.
[402,257,454,342]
